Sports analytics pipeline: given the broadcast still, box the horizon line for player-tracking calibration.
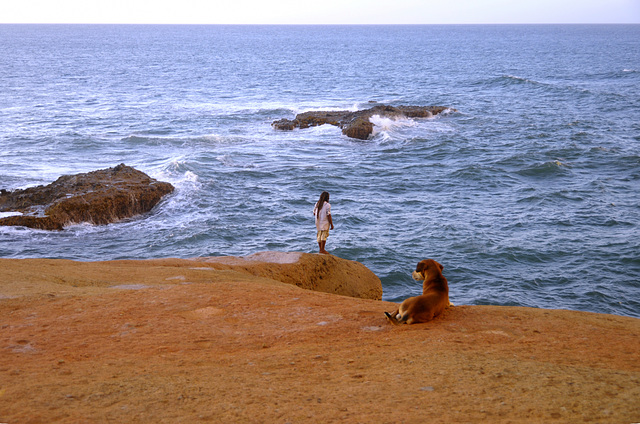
[1,22,639,25]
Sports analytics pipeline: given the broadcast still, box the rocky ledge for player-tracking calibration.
[272,104,455,140]
[199,251,383,300]
[0,164,174,230]
[1,255,638,423]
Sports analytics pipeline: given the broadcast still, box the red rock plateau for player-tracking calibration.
[0,164,174,231]
[272,105,454,140]
[1,252,638,423]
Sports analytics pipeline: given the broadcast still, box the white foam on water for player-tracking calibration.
[195,134,231,144]
[291,101,366,115]
[216,154,234,167]
[64,222,99,231]
[307,123,342,137]
[369,114,416,140]
[149,156,201,187]
[504,74,535,83]
[0,212,23,218]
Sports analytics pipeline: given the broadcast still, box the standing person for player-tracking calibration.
[313,191,334,254]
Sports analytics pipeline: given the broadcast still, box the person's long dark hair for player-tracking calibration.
[316,191,330,218]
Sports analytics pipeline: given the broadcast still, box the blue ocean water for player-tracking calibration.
[1,24,639,318]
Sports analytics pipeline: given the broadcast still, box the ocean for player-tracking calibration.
[1,24,638,318]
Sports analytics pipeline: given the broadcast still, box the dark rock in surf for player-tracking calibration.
[0,164,174,231]
[272,104,455,140]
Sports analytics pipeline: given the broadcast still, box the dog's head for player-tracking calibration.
[412,259,444,281]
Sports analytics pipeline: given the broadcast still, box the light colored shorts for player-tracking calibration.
[317,230,330,243]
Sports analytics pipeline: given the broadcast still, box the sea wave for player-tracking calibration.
[516,160,571,178]
[491,74,604,97]
[502,74,540,85]
[150,158,201,188]
[369,114,416,141]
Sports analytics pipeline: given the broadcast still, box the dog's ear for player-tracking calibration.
[436,261,444,272]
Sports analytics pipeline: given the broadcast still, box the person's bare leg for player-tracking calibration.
[319,240,328,254]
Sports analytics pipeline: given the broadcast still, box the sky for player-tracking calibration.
[2,0,639,24]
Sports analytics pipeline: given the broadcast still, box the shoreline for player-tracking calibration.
[1,256,639,422]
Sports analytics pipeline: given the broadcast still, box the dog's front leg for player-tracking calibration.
[384,309,402,325]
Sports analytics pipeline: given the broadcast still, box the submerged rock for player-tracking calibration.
[272,104,455,140]
[0,164,174,230]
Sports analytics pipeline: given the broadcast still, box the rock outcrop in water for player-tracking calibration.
[0,164,174,230]
[272,104,455,140]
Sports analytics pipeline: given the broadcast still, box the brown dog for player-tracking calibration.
[385,259,450,325]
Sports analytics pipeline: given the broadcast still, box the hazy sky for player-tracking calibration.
[2,0,639,24]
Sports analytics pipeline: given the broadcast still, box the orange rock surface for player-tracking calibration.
[1,256,638,423]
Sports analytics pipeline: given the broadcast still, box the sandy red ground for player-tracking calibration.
[1,258,639,423]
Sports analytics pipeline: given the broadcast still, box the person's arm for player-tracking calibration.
[328,213,334,230]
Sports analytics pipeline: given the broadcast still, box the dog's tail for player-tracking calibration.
[384,311,408,325]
